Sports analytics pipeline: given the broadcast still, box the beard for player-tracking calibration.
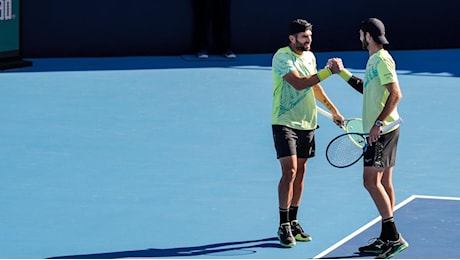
[361,39,369,50]
[294,39,310,52]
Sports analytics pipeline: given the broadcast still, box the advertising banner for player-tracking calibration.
[0,0,20,58]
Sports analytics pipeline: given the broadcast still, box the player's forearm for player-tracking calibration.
[338,69,364,94]
[313,85,340,114]
[286,68,334,90]
[377,85,403,121]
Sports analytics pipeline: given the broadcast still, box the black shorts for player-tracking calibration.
[272,125,316,159]
[363,127,400,168]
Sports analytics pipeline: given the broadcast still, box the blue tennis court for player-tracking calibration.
[1,49,459,259]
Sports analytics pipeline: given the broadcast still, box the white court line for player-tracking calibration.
[312,194,460,259]
[409,194,460,201]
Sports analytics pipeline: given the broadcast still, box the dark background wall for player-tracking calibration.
[21,0,460,58]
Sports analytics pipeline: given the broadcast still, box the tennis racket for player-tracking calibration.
[317,106,364,148]
[317,106,363,133]
[325,118,403,168]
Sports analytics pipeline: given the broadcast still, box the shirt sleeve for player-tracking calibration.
[273,52,296,78]
[378,57,398,86]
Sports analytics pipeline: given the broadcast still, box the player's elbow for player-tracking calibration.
[290,81,313,91]
[395,90,403,103]
[389,88,403,104]
[284,74,315,90]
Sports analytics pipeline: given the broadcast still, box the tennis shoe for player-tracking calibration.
[359,238,385,254]
[277,223,296,248]
[375,234,409,259]
[290,220,312,242]
[197,50,208,59]
[224,50,236,59]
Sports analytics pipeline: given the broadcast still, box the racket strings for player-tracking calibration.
[346,119,363,133]
[326,134,366,167]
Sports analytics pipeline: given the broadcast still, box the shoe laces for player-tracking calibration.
[280,223,292,235]
[367,237,383,244]
[291,221,303,232]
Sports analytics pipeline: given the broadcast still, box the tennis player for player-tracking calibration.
[336,18,409,258]
[271,19,344,248]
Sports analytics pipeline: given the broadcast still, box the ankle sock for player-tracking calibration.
[279,208,289,225]
[289,206,299,222]
[381,217,399,241]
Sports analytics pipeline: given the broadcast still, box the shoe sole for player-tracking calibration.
[294,234,312,242]
[279,242,296,248]
[277,233,296,248]
[360,250,382,255]
[376,243,409,259]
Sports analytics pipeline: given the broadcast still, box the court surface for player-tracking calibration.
[1,49,459,259]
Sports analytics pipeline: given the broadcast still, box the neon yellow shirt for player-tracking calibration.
[363,49,400,133]
[271,47,317,130]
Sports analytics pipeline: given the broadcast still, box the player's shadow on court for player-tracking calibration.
[319,252,376,259]
[48,237,282,259]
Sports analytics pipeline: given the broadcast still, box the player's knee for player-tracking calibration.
[363,179,378,192]
[282,168,297,182]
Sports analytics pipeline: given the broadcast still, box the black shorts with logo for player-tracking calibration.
[363,127,400,168]
[272,125,315,159]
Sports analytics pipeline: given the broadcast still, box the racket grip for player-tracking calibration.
[316,106,333,119]
[382,118,403,132]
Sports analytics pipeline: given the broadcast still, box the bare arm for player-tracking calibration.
[283,58,342,90]
[283,69,328,91]
[313,84,344,125]
[376,82,402,122]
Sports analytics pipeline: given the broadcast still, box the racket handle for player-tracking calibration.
[317,106,333,119]
[382,118,403,132]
